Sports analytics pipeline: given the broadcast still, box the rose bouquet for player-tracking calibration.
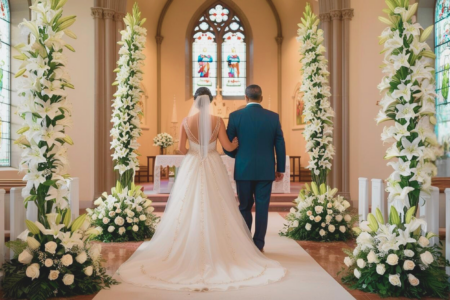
[153,132,174,149]
[88,183,159,243]
[1,212,117,300]
[280,182,356,241]
[297,3,334,186]
[341,207,450,298]
[376,0,441,214]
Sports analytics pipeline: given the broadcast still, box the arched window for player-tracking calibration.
[0,0,10,167]
[191,2,247,97]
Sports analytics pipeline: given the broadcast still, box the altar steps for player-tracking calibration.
[147,193,297,212]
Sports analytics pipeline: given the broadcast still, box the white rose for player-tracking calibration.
[339,226,346,233]
[127,211,135,218]
[292,220,299,228]
[44,258,53,267]
[49,270,60,280]
[139,215,147,221]
[335,215,343,222]
[418,236,430,248]
[136,206,143,212]
[407,274,420,286]
[115,208,122,213]
[386,254,399,266]
[108,211,115,217]
[115,216,125,226]
[309,215,314,221]
[344,214,351,222]
[403,260,415,271]
[91,214,98,221]
[108,226,115,232]
[357,258,366,269]
[305,223,312,231]
[367,250,379,264]
[376,264,386,275]
[84,266,94,276]
[119,227,126,235]
[133,217,139,223]
[315,206,324,214]
[45,241,57,254]
[98,214,104,219]
[354,268,361,279]
[327,209,333,215]
[127,217,133,223]
[133,225,139,232]
[404,250,414,257]
[319,229,326,236]
[325,215,332,223]
[63,274,74,285]
[76,251,88,264]
[314,216,322,223]
[18,249,33,264]
[321,222,326,228]
[61,254,73,266]
[328,225,336,233]
[26,263,40,280]
[420,251,434,266]
[102,217,110,224]
[27,237,41,250]
[389,274,401,287]
[344,257,354,267]
[327,203,332,208]
[146,207,155,213]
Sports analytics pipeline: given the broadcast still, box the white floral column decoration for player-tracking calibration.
[1,1,116,299]
[341,1,450,298]
[89,3,159,243]
[280,3,356,242]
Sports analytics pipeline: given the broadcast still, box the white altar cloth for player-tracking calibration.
[153,155,290,194]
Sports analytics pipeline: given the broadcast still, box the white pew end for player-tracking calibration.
[69,177,79,220]
[358,178,369,222]
[371,179,385,220]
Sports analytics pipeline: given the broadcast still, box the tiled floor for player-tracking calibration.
[1,213,444,300]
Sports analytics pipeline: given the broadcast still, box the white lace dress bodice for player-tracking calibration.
[117,116,286,292]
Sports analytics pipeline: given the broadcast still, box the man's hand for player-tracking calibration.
[275,172,284,182]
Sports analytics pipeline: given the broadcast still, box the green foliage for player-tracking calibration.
[5,240,27,258]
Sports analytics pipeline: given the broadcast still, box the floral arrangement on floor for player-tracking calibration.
[341,1,450,298]
[1,1,116,298]
[280,3,356,242]
[280,182,356,241]
[87,183,159,243]
[91,4,159,243]
[376,0,441,213]
[341,207,450,298]
[1,212,117,300]
[153,132,174,153]
[297,2,334,186]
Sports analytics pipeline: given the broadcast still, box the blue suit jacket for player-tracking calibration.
[224,104,286,181]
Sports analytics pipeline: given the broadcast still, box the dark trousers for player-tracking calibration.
[236,180,273,250]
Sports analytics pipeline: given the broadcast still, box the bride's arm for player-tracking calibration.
[218,118,238,152]
[178,122,188,155]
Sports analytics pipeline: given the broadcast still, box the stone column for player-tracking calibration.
[156,35,164,134]
[91,7,106,198]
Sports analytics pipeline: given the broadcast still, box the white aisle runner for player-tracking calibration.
[94,213,354,300]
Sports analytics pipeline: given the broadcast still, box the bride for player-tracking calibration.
[117,87,286,292]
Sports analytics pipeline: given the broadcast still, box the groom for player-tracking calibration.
[224,84,286,252]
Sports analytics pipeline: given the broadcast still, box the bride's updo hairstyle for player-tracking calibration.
[194,87,213,108]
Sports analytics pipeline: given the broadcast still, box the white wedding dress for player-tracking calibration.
[117,96,286,292]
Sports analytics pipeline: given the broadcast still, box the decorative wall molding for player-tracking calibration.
[318,0,353,199]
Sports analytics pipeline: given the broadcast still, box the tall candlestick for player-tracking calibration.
[171,95,177,123]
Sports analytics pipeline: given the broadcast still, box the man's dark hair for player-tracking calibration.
[194,87,213,102]
[245,84,262,101]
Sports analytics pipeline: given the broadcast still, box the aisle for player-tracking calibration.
[94,213,354,300]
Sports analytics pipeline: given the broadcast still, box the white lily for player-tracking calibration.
[400,137,424,160]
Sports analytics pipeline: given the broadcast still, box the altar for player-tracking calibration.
[153,155,291,194]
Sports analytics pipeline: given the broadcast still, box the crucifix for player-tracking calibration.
[213,84,227,118]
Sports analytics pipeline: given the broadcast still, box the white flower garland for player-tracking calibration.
[111,4,147,175]
[297,3,334,185]
[14,0,77,213]
[376,2,441,212]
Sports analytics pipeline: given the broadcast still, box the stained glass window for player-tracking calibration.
[0,0,10,167]
[192,3,246,97]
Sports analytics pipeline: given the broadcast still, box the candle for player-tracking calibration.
[171,95,177,123]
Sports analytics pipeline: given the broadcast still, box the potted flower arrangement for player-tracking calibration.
[281,3,355,240]
[280,182,356,241]
[92,3,159,242]
[153,132,174,155]
[1,0,116,298]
